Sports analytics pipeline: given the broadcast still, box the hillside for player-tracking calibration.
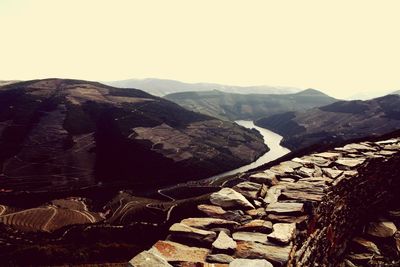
[256,95,400,150]
[0,79,267,193]
[105,78,301,97]
[165,89,337,121]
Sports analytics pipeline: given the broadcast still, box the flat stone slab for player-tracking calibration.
[235,241,292,266]
[169,223,216,242]
[343,143,377,151]
[150,240,210,263]
[129,250,173,267]
[237,219,273,233]
[212,231,237,251]
[229,258,273,267]
[198,204,226,217]
[210,188,255,209]
[336,158,366,168]
[181,218,239,230]
[249,170,279,186]
[267,223,296,244]
[232,231,269,244]
[313,152,342,160]
[266,202,304,215]
[292,156,331,167]
[206,254,234,264]
[281,190,324,202]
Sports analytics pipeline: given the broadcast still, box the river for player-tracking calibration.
[207,120,290,180]
[157,120,290,199]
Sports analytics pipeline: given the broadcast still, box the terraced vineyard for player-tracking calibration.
[0,198,104,232]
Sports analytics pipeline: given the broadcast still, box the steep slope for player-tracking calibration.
[0,79,267,193]
[165,89,337,121]
[105,78,301,96]
[256,95,400,150]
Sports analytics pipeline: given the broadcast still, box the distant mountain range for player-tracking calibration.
[165,88,338,121]
[0,79,267,193]
[105,78,301,96]
[256,94,400,150]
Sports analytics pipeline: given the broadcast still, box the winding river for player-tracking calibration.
[207,120,290,180]
[157,120,290,199]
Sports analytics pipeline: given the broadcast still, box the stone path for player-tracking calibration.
[129,138,400,267]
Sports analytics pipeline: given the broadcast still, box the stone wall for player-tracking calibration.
[129,138,400,267]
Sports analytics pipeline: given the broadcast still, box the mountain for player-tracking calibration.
[105,78,301,96]
[0,79,267,193]
[390,90,400,95]
[165,88,337,121]
[256,94,400,150]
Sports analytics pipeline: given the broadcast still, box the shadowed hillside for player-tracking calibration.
[256,95,400,150]
[0,79,267,194]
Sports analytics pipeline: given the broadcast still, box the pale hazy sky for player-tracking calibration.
[0,0,399,98]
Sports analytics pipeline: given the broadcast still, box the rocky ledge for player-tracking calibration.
[129,138,400,266]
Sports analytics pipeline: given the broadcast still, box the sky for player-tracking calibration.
[0,0,399,99]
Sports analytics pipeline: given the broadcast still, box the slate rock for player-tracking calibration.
[210,188,255,209]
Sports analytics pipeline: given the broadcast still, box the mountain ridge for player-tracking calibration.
[165,88,337,121]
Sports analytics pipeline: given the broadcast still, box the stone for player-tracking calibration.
[300,177,333,184]
[259,184,268,198]
[293,156,331,167]
[279,161,303,169]
[237,219,273,233]
[280,190,324,202]
[245,208,267,218]
[313,152,341,160]
[233,182,262,200]
[322,168,343,179]
[129,250,172,267]
[212,231,237,251]
[249,171,279,186]
[234,241,292,266]
[336,158,366,168]
[383,144,400,150]
[378,150,398,156]
[232,231,269,244]
[206,254,235,264]
[279,178,296,183]
[179,263,229,267]
[169,223,216,242]
[210,188,255,209]
[267,223,296,244]
[229,258,273,267]
[375,138,399,145]
[367,221,397,238]
[266,202,304,215]
[297,167,315,177]
[266,214,308,224]
[181,218,239,230]
[264,185,285,204]
[150,240,210,263]
[352,237,380,255]
[198,204,226,217]
[270,164,294,174]
[343,143,376,151]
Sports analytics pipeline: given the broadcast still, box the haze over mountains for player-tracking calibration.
[256,94,400,150]
[165,89,337,121]
[105,78,302,97]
